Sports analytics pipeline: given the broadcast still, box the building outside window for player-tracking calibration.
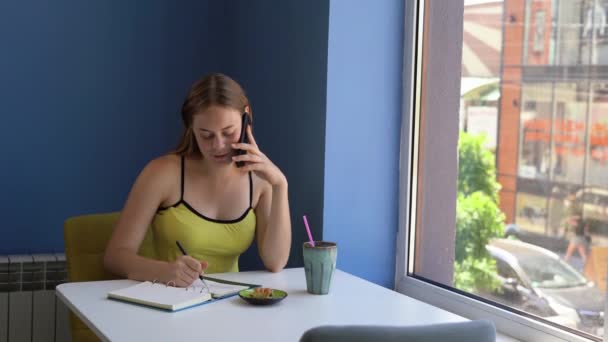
[499,0,608,251]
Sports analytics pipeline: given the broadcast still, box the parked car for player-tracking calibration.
[482,239,604,336]
[574,186,608,223]
[503,224,569,252]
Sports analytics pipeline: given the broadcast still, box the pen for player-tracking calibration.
[175,241,209,292]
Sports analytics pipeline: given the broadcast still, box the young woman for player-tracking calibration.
[563,206,589,265]
[104,73,291,287]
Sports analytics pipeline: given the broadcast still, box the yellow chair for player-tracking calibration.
[63,212,156,342]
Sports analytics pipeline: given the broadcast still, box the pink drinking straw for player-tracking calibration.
[302,215,315,247]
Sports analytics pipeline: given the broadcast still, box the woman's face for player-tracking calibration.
[192,105,243,165]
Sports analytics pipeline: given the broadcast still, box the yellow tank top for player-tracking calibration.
[151,156,256,274]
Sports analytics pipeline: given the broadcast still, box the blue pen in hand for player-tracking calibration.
[175,241,210,292]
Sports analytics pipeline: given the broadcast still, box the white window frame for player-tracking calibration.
[395,1,598,341]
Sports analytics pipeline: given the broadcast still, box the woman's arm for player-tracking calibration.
[232,126,292,272]
[255,180,292,272]
[103,156,205,286]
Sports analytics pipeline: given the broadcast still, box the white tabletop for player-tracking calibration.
[57,268,469,342]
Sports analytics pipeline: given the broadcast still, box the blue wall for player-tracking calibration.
[0,1,330,268]
[212,0,329,270]
[0,1,218,253]
[324,0,405,287]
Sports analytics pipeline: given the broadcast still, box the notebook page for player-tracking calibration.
[192,279,250,297]
[108,281,212,310]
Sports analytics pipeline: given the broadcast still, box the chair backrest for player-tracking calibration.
[299,320,496,342]
[63,212,156,342]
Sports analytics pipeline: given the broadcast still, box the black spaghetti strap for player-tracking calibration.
[180,155,185,201]
[248,171,253,207]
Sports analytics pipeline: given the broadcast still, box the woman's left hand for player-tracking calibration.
[231,125,287,187]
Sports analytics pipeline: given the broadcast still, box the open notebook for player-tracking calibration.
[107,276,259,312]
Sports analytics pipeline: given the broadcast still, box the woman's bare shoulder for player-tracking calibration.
[149,154,180,171]
[138,154,181,187]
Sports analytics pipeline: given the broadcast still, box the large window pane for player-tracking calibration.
[413,0,606,339]
[519,83,552,180]
[552,83,587,184]
[553,1,584,65]
[588,83,608,188]
[584,83,608,247]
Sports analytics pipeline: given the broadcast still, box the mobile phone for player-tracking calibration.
[235,112,251,168]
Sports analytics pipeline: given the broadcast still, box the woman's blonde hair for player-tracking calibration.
[174,73,251,156]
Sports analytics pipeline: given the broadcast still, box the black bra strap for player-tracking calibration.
[180,156,185,201]
[248,171,253,207]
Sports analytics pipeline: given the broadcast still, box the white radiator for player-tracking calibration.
[0,254,71,342]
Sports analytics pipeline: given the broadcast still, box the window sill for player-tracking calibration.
[396,275,597,342]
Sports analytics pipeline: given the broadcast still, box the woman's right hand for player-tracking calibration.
[162,256,209,287]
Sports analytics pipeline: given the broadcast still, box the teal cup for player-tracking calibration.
[303,241,337,295]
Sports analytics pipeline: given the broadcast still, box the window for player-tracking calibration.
[396,1,606,341]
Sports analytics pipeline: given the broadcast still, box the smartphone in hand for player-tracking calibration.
[235,112,251,168]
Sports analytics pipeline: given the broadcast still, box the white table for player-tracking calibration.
[57,268,470,341]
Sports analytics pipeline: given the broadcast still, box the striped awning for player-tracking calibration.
[462,0,503,78]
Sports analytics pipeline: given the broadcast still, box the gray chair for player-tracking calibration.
[300,320,496,342]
